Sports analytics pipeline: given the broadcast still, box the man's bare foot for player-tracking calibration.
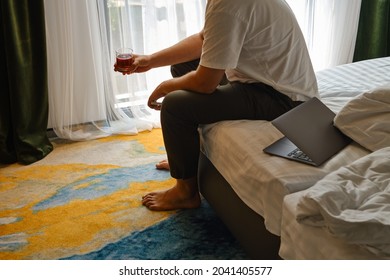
[156,159,170,170]
[142,178,201,211]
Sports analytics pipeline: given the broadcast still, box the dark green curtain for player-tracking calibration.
[0,0,53,165]
[354,0,390,61]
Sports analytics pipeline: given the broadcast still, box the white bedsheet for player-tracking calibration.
[200,57,390,236]
[296,147,390,258]
[318,57,390,112]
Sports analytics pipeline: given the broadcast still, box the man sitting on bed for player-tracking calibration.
[115,0,319,211]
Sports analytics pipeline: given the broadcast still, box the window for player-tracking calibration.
[103,0,206,109]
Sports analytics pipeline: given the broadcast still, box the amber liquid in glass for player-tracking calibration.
[116,54,134,69]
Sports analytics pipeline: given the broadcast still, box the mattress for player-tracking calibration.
[279,191,385,260]
[199,57,390,236]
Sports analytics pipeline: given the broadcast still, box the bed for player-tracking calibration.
[198,57,390,259]
[280,83,390,259]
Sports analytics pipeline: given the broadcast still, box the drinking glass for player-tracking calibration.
[115,48,134,71]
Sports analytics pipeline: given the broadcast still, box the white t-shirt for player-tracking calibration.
[200,0,319,101]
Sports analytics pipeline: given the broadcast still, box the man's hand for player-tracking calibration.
[147,80,173,110]
[114,54,152,75]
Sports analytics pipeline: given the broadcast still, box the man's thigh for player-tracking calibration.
[162,82,294,125]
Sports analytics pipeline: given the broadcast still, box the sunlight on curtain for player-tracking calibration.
[286,0,362,71]
[44,0,206,140]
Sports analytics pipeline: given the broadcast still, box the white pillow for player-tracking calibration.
[334,83,390,152]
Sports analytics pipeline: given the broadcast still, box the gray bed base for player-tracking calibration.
[198,152,281,259]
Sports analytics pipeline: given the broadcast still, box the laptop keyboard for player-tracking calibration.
[288,148,313,163]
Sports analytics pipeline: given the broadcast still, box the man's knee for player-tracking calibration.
[161,90,199,123]
[162,90,185,110]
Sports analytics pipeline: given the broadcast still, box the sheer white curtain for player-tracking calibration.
[44,0,206,140]
[286,0,362,71]
[44,0,361,140]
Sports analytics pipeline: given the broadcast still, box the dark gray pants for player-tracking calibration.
[161,60,302,179]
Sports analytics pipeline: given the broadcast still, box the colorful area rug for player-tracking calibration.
[0,129,248,260]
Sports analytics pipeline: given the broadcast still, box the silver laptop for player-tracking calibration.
[263,97,351,166]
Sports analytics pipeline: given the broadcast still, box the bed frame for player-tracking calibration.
[198,152,281,259]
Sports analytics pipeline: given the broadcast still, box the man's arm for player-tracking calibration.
[116,31,205,74]
[130,30,226,108]
[148,65,226,109]
[168,65,226,93]
[149,30,225,94]
[149,31,204,68]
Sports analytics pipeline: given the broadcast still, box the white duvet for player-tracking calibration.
[296,147,390,257]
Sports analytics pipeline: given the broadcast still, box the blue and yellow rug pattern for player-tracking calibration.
[0,129,247,260]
